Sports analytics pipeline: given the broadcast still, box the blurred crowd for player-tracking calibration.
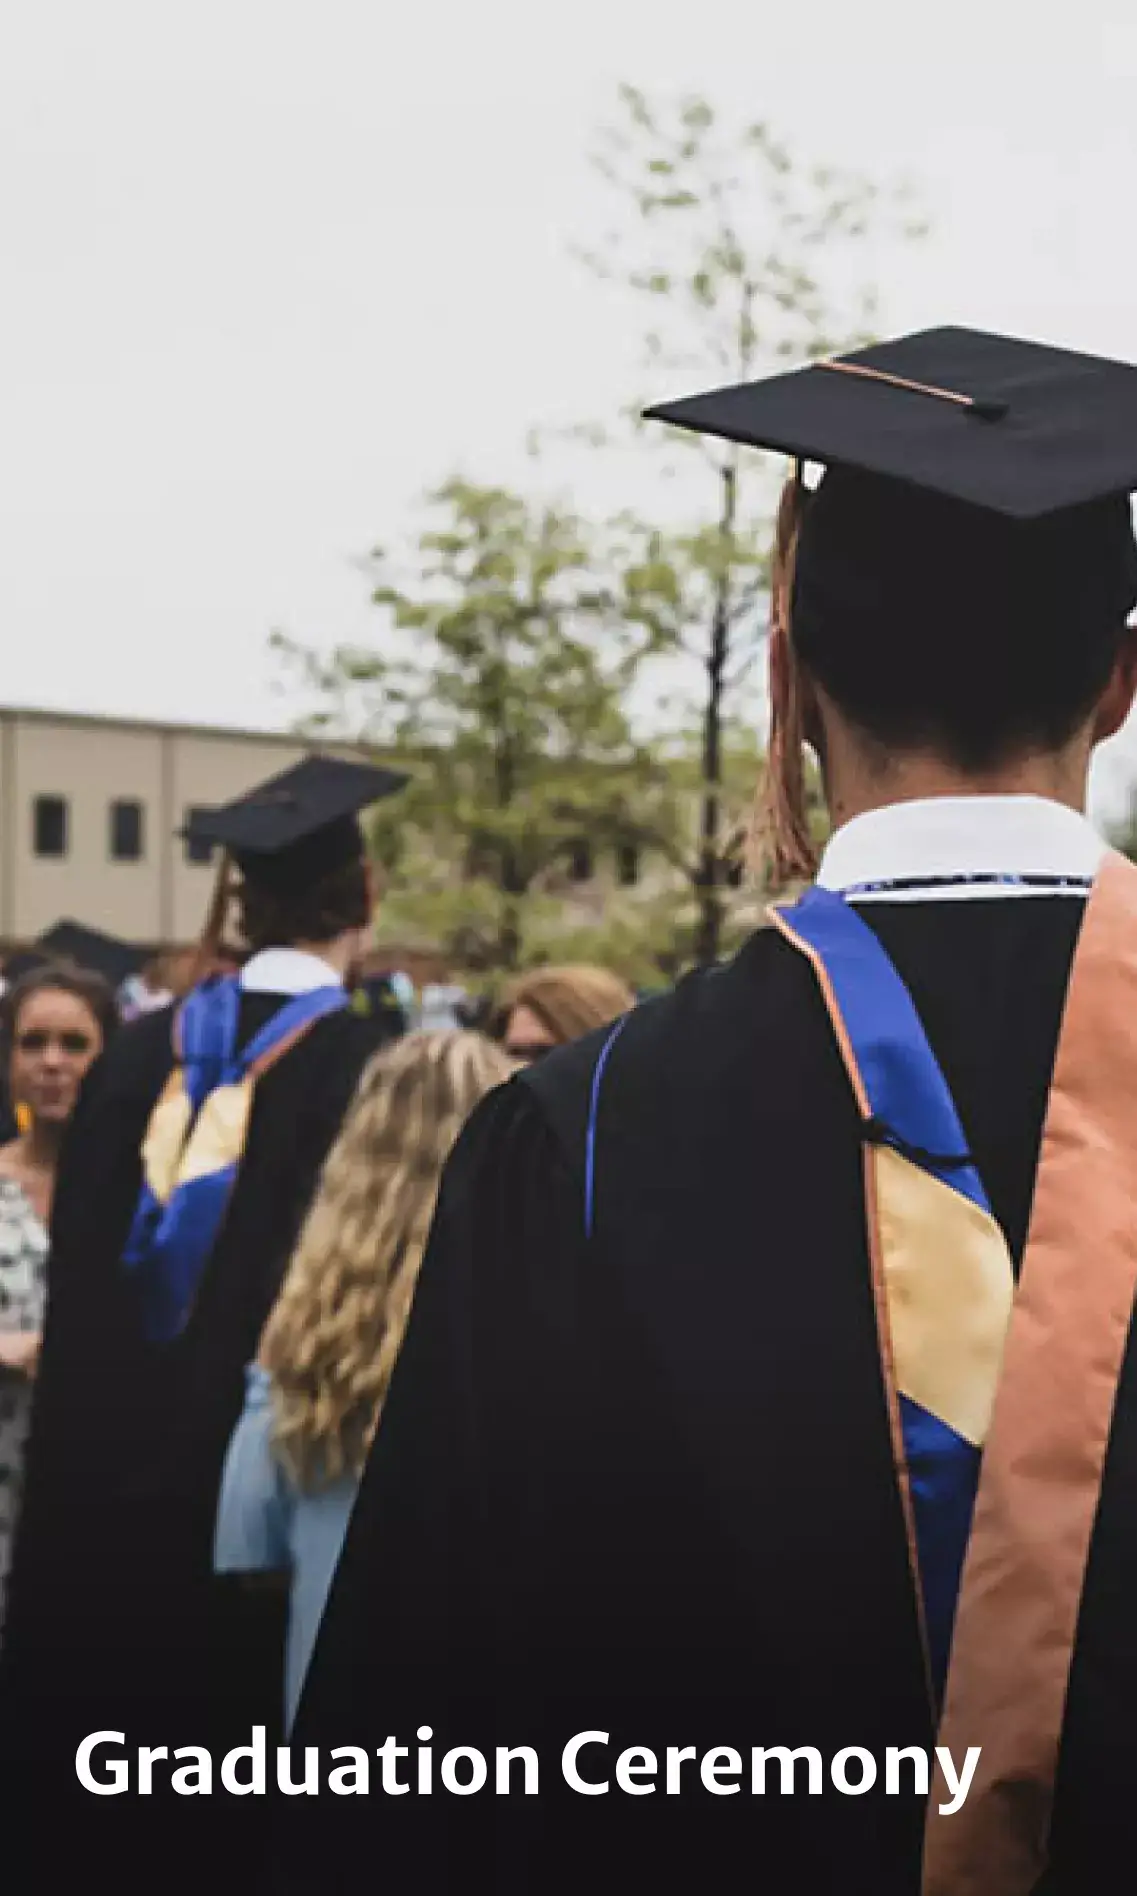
[0,899,637,1655]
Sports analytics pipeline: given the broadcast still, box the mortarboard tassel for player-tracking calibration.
[189,851,240,985]
[751,468,820,891]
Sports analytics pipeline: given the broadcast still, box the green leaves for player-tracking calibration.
[583,84,926,391]
[568,82,927,956]
[281,477,666,970]
[274,84,926,974]
[680,97,714,134]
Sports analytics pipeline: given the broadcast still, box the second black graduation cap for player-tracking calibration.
[5,920,149,989]
[181,755,409,890]
[644,326,1137,519]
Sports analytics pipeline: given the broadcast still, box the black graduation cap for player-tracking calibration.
[644,325,1137,520]
[5,920,149,990]
[180,755,409,892]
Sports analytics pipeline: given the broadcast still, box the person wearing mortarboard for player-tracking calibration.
[285,332,1137,1895]
[0,755,407,1876]
[2,919,151,998]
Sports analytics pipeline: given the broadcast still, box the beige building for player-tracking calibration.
[0,705,357,951]
[0,704,758,983]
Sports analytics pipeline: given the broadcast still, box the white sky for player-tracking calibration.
[4,0,1137,819]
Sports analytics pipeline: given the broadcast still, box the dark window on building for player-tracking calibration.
[110,798,144,862]
[616,843,641,888]
[184,806,216,866]
[568,840,593,883]
[33,795,68,859]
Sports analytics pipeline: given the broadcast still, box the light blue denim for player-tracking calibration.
[214,1362,357,1733]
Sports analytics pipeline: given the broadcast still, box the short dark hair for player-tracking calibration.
[0,961,120,1060]
[791,470,1137,771]
[237,856,371,954]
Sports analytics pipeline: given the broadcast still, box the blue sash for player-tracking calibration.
[772,887,1014,1703]
[122,975,349,1343]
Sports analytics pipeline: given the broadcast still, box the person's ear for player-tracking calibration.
[1092,623,1137,742]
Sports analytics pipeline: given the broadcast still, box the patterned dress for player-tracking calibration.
[0,1178,48,1633]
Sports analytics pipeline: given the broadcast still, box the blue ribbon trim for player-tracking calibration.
[584,1014,632,1240]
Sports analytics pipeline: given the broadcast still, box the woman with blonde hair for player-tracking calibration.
[494,963,635,1064]
[214,1029,515,1729]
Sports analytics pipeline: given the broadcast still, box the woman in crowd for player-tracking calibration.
[0,963,116,1628]
[214,1029,516,1730]
[493,963,635,1064]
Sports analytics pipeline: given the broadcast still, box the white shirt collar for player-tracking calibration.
[816,796,1105,902]
[239,947,345,995]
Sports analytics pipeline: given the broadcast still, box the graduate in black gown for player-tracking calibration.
[0,755,406,1878]
[288,332,1137,1895]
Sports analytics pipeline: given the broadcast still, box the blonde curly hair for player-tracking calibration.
[258,1030,516,1492]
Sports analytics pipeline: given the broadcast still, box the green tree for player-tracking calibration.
[275,477,661,971]
[579,85,925,961]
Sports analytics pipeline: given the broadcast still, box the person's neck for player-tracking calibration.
[288,935,358,980]
[19,1120,63,1173]
[823,748,1090,834]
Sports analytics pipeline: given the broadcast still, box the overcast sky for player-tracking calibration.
[5,0,1137,817]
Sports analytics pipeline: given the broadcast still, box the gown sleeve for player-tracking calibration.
[0,1020,171,1755]
[213,1364,293,1574]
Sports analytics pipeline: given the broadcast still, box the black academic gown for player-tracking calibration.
[285,898,1137,1894]
[0,991,387,1879]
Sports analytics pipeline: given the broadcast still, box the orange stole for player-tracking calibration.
[921,848,1137,1893]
